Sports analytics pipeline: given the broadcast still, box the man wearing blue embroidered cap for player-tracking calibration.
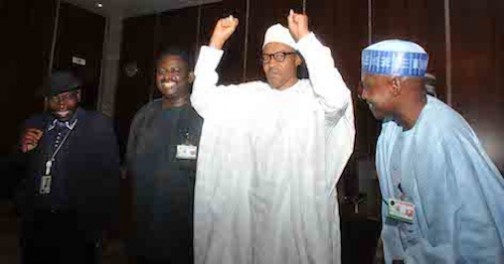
[360,40,504,263]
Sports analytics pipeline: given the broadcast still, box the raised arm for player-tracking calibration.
[288,10,352,123]
[191,16,240,118]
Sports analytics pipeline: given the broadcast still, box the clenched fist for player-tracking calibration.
[287,9,309,42]
[209,15,239,50]
[20,128,43,153]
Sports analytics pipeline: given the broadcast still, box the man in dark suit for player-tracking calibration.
[126,48,203,264]
[17,71,120,264]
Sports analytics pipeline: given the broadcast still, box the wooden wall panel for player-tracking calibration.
[497,0,504,168]
[53,2,106,110]
[152,7,199,98]
[114,14,157,158]
[308,0,373,161]
[306,2,381,261]
[158,7,199,52]
[451,0,503,172]
[498,0,504,172]
[306,0,370,201]
[369,0,503,178]
[210,0,247,84]
[114,3,224,158]
[0,0,56,155]
[197,4,224,49]
[308,0,369,88]
[372,0,446,102]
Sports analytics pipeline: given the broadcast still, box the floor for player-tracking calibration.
[0,200,381,264]
[0,201,18,264]
[0,200,129,264]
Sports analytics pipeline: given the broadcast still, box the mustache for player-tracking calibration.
[267,68,280,76]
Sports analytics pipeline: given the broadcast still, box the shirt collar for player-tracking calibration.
[47,108,81,131]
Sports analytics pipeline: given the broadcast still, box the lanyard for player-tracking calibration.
[45,119,78,175]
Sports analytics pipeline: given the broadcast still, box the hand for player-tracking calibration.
[209,15,239,50]
[374,237,385,263]
[20,128,43,153]
[287,9,310,42]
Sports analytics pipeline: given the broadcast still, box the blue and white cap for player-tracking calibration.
[362,40,429,77]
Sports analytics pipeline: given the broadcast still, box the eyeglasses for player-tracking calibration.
[261,52,297,64]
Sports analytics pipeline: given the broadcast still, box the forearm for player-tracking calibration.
[297,33,351,119]
[191,46,224,116]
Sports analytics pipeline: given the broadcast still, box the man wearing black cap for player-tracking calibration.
[17,71,120,264]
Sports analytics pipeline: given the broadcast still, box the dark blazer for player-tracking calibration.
[18,108,120,232]
[126,100,203,261]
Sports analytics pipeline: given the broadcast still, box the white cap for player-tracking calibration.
[262,24,297,49]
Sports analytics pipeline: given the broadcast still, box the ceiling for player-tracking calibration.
[62,0,222,18]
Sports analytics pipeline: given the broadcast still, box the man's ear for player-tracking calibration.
[295,54,302,67]
[390,77,402,97]
[188,71,195,84]
[76,89,82,102]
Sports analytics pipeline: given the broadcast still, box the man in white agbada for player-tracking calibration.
[361,40,504,263]
[191,10,355,264]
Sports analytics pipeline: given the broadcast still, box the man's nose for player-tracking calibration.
[161,73,170,80]
[268,58,279,67]
[57,99,67,109]
[164,73,178,82]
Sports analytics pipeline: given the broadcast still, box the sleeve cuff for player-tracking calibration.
[195,46,224,74]
[295,32,317,53]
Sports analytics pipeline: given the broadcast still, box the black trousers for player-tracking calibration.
[20,210,101,264]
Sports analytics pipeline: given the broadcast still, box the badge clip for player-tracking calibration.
[387,198,415,224]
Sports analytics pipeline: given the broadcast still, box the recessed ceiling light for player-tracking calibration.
[96,3,103,8]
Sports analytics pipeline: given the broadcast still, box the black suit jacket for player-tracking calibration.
[18,108,120,232]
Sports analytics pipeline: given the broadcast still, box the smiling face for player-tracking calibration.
[48,90,81,121]
[360,73,397,120]
[156,55,192,100]
[262,42,301,90]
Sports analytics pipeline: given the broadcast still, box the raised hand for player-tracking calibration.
[20,128,43,153]
[209,15,239,50]
[287,9,309,42]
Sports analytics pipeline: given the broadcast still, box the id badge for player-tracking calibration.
[40,175,52,194]
[176,144,197,160]
[387,198,415,224]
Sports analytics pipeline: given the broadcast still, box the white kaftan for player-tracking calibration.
[191,33,355,264]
